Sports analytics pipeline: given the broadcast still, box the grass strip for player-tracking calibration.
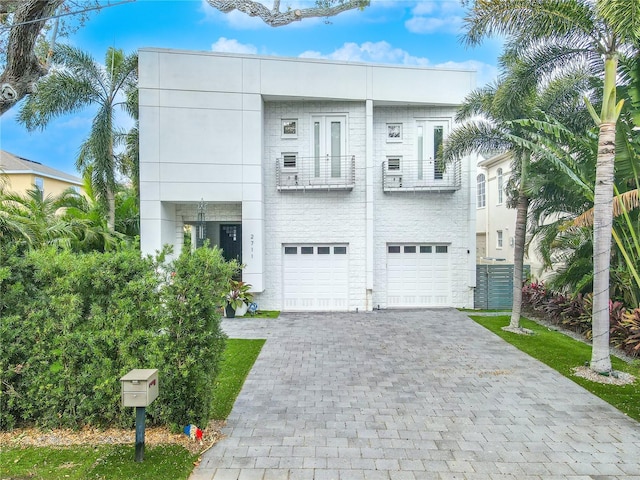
[469,315,640,422]
[211,338,266,420]
[1,444,197,480]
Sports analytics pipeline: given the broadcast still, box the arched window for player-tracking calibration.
[497,168,504,204]
[477,174,486,208]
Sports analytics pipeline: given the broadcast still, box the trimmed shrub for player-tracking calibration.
[0,245,235,431]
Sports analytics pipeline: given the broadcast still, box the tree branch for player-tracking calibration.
[206,0,368,27]
[0,0,64,115]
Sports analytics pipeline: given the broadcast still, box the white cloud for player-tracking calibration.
[405,14,463,34]
[435,60,499,87]
[299,41,429,66]
[405,1,465,34]
[211,37,258,55]
[298,41,498,86]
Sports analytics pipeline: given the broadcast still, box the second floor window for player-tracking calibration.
[34,177,44,193]
[497,168,504,204]
[477,174,486,208]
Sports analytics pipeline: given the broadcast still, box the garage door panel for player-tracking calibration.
[387,243,451,307]
[283,244,349,311]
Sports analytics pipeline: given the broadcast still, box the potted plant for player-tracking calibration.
[223,280,254,318]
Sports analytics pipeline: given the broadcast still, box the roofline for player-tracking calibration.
[478,151,512,168]
[3,169,83,186]
[138,47,477,76]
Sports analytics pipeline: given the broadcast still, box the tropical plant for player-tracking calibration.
[18,44,138,231]
[444,58,590,332]
[463,0,640,373]
[223,280,254,310]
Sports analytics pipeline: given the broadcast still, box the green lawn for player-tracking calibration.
[211,338,266,419]
[246,310,280,318]
[1,338,265,480]
[469,315,640,422]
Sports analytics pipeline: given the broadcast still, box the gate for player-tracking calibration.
[474,264,530,309]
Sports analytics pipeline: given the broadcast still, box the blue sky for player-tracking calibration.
[0,0,503,176]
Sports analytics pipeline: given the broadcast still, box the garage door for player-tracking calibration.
[282,244,349,311]
[387,244,451,307]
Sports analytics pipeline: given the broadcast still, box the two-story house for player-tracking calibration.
[1,150,83,197]
[138,50,477,311]
[476,152,546,278]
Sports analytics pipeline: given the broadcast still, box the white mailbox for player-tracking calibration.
[120,369,159,407]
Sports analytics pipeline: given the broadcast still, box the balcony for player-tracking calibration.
[276,155,356,191]
[382,158,461,193]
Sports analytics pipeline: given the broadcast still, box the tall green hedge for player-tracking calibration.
[0,245,235,431]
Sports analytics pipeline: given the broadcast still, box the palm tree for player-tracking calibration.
[463,0,640,374]
[18,44,138,231]
[444,63,589,332]
[0,187,77,249]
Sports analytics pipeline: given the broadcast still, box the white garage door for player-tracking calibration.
[282,244,349,311]
[387,244,451,307]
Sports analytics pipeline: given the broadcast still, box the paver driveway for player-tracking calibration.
[191,309,640,480]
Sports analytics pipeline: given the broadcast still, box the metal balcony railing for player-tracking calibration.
[382,158,461,192]
[276,155,356,191]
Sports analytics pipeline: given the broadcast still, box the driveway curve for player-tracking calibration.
[191,309,640,480]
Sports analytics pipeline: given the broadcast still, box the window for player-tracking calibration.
[387,157,401,171]
[71,185,81,194]
[386,123,402,142]
[334,246,347,254]
[34,177,44,193]
[284,246,297,254]
[420,246,432,253]
[433,126,444,180]
[312,115,346,179]
[388,246,401,253]
[497,168,504,204]
[477,174,486,208]
[282,119,297,138]
[497,230,503,249]
[435,245,448,254]
[416,120,449,180]
[301,246,314,254]
[404,246,417,253]
[317,247,330,254]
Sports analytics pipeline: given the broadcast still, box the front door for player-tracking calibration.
[220,224,242,264]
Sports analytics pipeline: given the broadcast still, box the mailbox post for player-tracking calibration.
[120,369,159,462]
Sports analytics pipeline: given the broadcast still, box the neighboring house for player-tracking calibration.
[139,50,477,311]
[0,150,83,197]
[476,152,545,278]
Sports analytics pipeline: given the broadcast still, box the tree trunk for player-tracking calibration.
[106,186,115,232]
[509,193,529,329]
[0,0,64,115]
[590,121,615,373]
[590,53,619,374]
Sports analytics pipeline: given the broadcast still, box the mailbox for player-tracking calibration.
[120,369,159,407]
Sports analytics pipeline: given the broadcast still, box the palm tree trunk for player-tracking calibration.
[590,54,619,373]
[509,193,529,329]
[590,121,615,373]
[107,186,115,232]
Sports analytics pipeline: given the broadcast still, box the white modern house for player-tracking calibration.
[139,49,477,311]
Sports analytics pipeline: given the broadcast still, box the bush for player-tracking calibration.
[521,281,640,358]
[0,244,236,431]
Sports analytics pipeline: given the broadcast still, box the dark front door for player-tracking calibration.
[220,224,242,264]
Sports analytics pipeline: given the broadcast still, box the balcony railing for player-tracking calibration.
[276,155,356,191]
[382,158,461,192]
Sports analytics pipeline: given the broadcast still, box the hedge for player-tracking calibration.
[0,244,236,431]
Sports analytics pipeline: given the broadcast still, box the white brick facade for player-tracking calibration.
[139,49,476,311]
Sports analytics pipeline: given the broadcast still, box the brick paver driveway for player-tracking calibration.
[191,309,640,480]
